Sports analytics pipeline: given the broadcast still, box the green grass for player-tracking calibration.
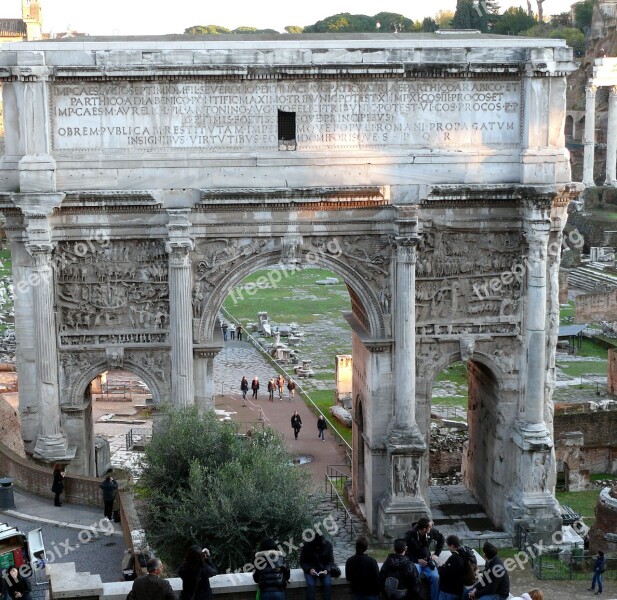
[590,473,616,482]
[556,490,600,521]
[435,362,467,386]
[577,339,609,359]
[433,396,467,408]
[303,389,352,445]
[586,206,617,222]
[223,267,350,326]
[558,361,606,377]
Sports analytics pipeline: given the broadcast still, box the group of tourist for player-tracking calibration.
[124,523,549,600]
[242,374,296,402]
[221,322,243,342]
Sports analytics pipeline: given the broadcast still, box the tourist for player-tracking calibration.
[404,517,444,600]
[5,566,32,600]
[522,590,543,600]
[241,376,249,400]
[317,415,328,441]
[99,473,118,521]
[277,374,285,399]
[437,535,470,600]
[287,378,296,401]
[588,550,606,595]
[130,558,175,600]
[252,377,260,399]
[229,323,236,340]
[51,464,65,507]
[221,322,228,341]
[378,538,421,600]
[291,411,303,439]
[178,546,217,600]
[252,538,290,600]
[300,533,334,600]
[462,542,509,600]
[345,535,379,600]
[237,324,243,341]
[268,378,276,402]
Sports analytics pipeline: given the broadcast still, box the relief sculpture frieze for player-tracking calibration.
[55,240,169,347]
[415,229,523,335]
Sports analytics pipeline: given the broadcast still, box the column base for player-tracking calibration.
[505,493,562,541]
[32,433,77,464]
[512,421,553,451]
[378,494,430,540]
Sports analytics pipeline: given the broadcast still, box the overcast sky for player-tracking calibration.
[4,0,577,36]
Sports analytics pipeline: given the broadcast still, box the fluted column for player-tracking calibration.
[606,86,617,186]
[523,226,550,427]
[28,243,71,460]
[393,236,421,435]
[167,241,195,407]
[583,84,597,187]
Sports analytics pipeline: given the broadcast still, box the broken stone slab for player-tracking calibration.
[329,405,352,427]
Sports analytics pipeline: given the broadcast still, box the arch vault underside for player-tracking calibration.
[0,35,584,539]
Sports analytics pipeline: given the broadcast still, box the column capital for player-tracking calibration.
[586,84,598,97]
[610,86,617,97]
[25,241,55,269]
[393,235,420,264]
[166,240,193,268]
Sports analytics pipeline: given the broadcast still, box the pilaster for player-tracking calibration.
[193,345,222,414]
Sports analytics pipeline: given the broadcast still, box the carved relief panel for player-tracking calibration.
[55,240,169,347]
[416,228,523,337]
[393,455,421,498]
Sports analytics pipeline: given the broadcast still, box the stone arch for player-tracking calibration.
[68,359,163,408]
[197,247,386,342]
[422,348,507,527]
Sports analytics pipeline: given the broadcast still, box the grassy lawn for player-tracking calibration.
[560,300,575,321]
[435,361,467,386]
[558,361,606,377]
[556,490,600,522]
[223,267,350,326]
[303,388,352,445]
[577,339,609,359]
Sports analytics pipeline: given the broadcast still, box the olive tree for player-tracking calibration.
[138,408,316,571]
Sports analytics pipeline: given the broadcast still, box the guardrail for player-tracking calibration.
[325,464,358,538]
[125,427,152,451]
[220,307,352,467]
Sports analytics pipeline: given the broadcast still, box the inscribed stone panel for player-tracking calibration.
[50,79,522,152]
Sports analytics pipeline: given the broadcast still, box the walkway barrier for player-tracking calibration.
[220,307,352,467]
[325,464,358,539]
[125,427,152,451]
[533,550,617,581]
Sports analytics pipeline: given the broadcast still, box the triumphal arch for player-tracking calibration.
[0,33,581,537]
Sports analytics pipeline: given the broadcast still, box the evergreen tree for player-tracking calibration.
[452,0,474,29]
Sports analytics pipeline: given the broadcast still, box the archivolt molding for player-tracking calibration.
[62,350,167,408]
[194,234,392,342]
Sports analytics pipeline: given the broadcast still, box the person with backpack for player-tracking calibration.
[345,535,380,600]
[252,538,290,600]
[437,535,476,600]
[379,538,422,600]
[405,518,444,600]
[588,550,606,595]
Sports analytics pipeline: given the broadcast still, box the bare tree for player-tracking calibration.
[527,0,533,17]
[536,0,545,23]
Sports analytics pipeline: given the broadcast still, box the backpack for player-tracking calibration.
[384,576,407,600]
[458,546,478,586]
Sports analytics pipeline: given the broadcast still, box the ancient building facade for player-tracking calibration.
[0,35,581,537]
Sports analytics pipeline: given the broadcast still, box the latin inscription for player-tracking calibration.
[51,80,521,152]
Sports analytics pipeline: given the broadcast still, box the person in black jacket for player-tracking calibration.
[437,535,468,600]
[252,538,290,600]
[131,558,175,600]
[99,474,119,520]
[345,535,379,600]
[379,538,421,600]
[178,546,218,600]
[463,542,509,600]
[300,533,334,600]
[51,464,65,507]
[5,567,32,600]
[404,518,444,600]
[291,411,303,439]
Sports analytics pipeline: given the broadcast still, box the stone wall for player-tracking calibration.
[0,394,25,457]
[609,348,617,396]
[0,441,102,507]
[554,403,617,446]
[575,289,617,322]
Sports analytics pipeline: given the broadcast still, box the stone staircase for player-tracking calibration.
[567,262,617,292]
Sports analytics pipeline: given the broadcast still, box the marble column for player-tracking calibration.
[523,226,550,427]
[167,241,195,408]
[193,347,219,414]
[606,86,617,186]
[27,243,73,461]
[583,84,597,187]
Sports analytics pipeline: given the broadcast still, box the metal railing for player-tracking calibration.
[220,307,352,467]
[533,551,617,581]
[325,464,358,538]
[125,427,152,451]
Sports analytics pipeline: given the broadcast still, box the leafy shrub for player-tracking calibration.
[138,408,316,571]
